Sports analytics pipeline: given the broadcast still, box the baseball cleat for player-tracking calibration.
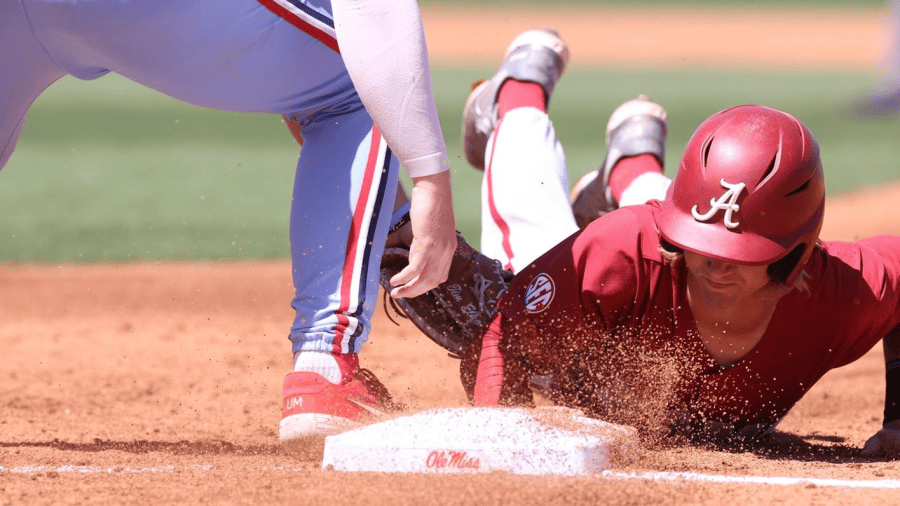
[461,28,570,171]
[571,94,668,228]
[280,356,396,440]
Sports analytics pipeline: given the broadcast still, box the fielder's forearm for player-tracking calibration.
[332,0,450,178]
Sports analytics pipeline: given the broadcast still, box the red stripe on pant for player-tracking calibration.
[485,118,515,271]
[332,126,382,354]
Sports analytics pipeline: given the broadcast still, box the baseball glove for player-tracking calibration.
[380,233,513,356]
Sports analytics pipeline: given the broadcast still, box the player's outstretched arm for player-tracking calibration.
[389,171,456,298]
[862,323,900,457]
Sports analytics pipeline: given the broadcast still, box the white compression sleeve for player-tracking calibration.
[332,0,450,178]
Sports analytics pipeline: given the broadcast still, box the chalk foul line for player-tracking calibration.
[603,470,900,489]
[1,464,899,488]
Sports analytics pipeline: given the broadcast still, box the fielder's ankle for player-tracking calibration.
[293,352,359,384]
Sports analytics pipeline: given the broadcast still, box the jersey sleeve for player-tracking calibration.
[497,205,662,371]
[331,0,450,178]
[815,236,900,368]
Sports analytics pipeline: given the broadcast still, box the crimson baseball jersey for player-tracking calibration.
[492,200,900,433]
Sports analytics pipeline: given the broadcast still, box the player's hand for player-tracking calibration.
[861,419,900,458]
[389,171,456,298]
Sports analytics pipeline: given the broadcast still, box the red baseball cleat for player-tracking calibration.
[279,355,396,440]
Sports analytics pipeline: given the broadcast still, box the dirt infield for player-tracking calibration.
[3,7,900,505]
[421,5,887,70]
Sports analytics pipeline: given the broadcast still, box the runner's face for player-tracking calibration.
[683,251,772,306]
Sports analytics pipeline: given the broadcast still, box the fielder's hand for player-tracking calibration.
[380,233,512,355]
[389,171,456,298]
[861,419,900,458]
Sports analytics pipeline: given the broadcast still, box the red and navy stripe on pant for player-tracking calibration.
[334,126,393,354]
[259,0,395,354]
[257,0,339,53]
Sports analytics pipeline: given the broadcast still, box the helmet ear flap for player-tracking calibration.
[766,243,806,285]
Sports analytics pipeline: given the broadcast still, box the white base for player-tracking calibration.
[321,407,638,476]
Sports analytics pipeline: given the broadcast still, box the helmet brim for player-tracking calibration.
[657,206,789,265]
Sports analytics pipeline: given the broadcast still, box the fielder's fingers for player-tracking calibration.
[390,256,450,298]
[390,280,423,298]
[391,269,439,298]
[390,266,445,298]
[389,251,434,297]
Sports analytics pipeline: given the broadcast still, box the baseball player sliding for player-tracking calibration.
[3,0,457,440]
[387,28,900,454]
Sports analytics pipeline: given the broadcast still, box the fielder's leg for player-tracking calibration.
[280,104,400,440]
[0,0,67,171]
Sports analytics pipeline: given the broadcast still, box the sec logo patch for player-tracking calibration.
[524,273,555,313]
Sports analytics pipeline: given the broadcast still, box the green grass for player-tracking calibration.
[4,67,899,262]
[3,76,298,262]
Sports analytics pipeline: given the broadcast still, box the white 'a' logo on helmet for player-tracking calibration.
[691,178,746,229]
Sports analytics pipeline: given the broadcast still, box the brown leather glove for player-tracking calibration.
[380,232,513,356]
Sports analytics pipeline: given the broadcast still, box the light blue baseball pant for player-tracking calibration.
[1,0,398,354]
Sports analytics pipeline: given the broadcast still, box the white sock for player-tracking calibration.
[293,352,341,384]
[619,172,672,207]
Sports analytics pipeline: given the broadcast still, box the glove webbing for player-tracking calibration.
[380,291,466,360]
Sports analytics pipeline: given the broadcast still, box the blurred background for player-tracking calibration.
[2,0,897,262]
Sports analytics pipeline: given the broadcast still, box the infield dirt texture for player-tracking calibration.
[3,5,900,505]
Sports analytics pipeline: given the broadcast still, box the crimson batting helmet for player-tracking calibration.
[658,105,825,285]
